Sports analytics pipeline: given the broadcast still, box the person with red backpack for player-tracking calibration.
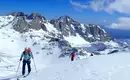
[20,47,33,76]
[70,48,77,61]
[70,52,76,61]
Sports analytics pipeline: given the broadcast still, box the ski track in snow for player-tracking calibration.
[9,52,129,80]
[1,52,130,80]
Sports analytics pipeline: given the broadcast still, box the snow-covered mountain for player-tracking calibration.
[7,12,112,42]
[50,15,112,42]
[1,12,130,58]
[0,12,129,58]
[0,12,130,79]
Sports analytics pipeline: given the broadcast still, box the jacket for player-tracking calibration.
[20,51,33,61]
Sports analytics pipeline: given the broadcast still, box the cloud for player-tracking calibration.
[70,0,88,9]
[70,0,130,15]
[70,0,130,30]
[73,7,83,12]
[108,0,130,14]
[109,17,130,30]
[104,20,107,22]
[70,0,114,12]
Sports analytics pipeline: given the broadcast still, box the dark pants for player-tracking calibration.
[22,60,31,75]
[71,56,74,61]
[71,54,75,61]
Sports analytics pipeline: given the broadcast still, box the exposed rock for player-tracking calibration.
[7,12,112,42]
[27,13,46,20]
[8,12,25,17]
[9,12,47,33]
[50,16,112,42]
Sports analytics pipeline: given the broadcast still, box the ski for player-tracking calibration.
[17,75,24,80]
[17,73,30,80]
[23,73,30,78]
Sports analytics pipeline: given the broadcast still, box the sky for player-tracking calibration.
[0,0,130,38]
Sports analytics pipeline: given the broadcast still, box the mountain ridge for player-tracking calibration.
[7,12,112,42]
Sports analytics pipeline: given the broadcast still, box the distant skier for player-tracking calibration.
[70,48,77,61]
[20,47,33,76]
[70,52,76,61]
[90,53,94,56]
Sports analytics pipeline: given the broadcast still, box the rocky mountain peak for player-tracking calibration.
[7,12,47,33]
[8,12,25,17]
[57,15,73,22]
[27,13,46,20]
[50,15,112,42]
[4,12,112,42]
[50,15,80,27]
[8,12,46,20]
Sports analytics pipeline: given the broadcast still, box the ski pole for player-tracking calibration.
[33,59,37,73]
[16,61,21,74]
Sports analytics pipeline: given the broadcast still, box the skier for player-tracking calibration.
[90,53,94,56]
[20,47,33,76]
[70,52,76,61]
[70,48,77,61]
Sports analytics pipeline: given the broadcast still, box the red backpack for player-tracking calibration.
[28,48,31,53]
[23,48,31,56]
[71,53,76,57]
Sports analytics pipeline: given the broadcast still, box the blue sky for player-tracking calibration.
[0,0,119,24]
[0,0,130,38]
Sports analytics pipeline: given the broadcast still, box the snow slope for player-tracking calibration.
[0,15,14,28]
[11,52,130,80]
[0,21,62,77]
[64,33,90,47]
[1,14,130,80]
[0,15,89,78]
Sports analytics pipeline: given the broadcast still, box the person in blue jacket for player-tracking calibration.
[20,47,33,76]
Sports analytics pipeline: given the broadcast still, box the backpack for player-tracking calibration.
[28,48,31,53]
[71,52,76,57]
[23,48,32,56]
[23,51,31,56]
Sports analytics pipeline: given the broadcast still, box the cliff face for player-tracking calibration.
[6,12,112,42]
[50,16,112,42]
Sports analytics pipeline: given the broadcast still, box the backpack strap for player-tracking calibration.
[23,51,25,55]
[28,52,31,56]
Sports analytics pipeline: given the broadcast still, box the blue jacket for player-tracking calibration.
[20,51,33,61]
